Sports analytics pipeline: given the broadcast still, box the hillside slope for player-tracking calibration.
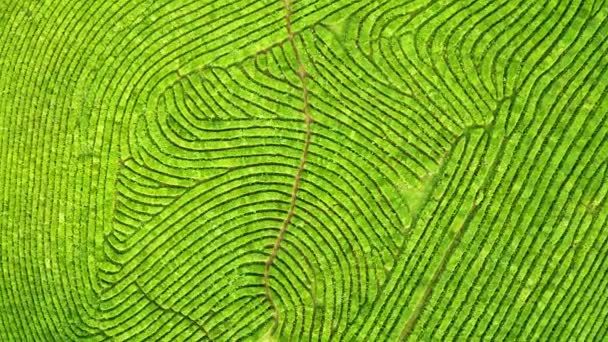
[1,0,608,340]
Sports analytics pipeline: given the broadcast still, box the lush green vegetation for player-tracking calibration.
[1,0,608,340]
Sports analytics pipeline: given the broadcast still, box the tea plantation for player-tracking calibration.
[1,0,608,340]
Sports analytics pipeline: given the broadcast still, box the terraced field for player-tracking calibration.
[1,0,608,340]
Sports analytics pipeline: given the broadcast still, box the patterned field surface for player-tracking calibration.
[1,0,608,340]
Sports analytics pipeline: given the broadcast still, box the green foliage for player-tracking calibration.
[1,0,608,340]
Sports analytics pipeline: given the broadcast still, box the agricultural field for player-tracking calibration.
[1,0,608,340]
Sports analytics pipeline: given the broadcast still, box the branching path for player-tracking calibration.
[263,0,314,327]
[3,0,608,340]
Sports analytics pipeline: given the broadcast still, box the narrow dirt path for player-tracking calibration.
[263,0,313,326]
